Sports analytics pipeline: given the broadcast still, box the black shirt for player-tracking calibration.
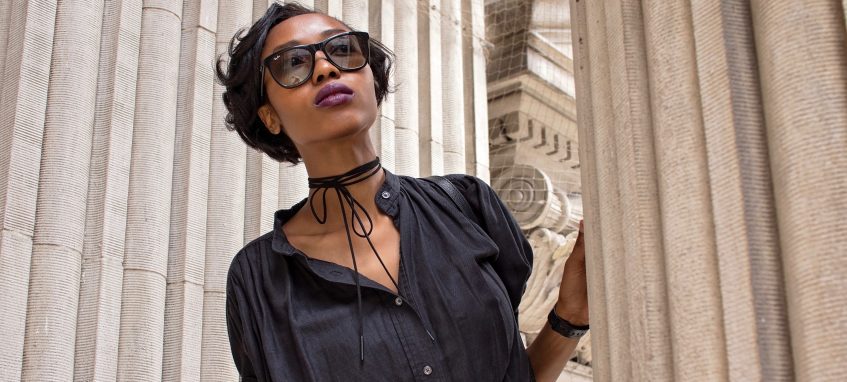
[226,169,535,381]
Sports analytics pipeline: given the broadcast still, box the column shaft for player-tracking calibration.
[394,0,421,176]
[419,0,444,176]
[642,1,728,379]
[201,1,251,379]
[117,1,183,380]
[73,0,142,380]
[0,1,57,379]
[21,1,102,379]
[440,0,465,174]
[468,0,489,182]
[569,1,611,380]
[751,1,847,380]
[691,1,792,380]
[162,0,218,380]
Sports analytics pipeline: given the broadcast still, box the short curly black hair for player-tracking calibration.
[215,2,394,165]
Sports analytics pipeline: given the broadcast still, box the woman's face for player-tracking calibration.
[258,13,378,149]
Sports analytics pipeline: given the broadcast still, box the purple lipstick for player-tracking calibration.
[314,82,354,108]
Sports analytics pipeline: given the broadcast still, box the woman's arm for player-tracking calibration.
[226,263,259,381]
[526,222,589,382]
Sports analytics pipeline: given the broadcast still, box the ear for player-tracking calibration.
[257,104,282,135]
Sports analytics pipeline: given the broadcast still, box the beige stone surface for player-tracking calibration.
[571,0,847,380]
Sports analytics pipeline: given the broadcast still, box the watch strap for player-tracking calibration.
[548,308,589,339]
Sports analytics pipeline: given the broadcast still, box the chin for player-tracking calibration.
[316,110,376,140]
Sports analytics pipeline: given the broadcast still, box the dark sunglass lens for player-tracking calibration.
[326,34,367,70]
[272,48,313,87]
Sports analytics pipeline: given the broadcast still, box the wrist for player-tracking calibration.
[554,301,589,327]
[547,307,589,339]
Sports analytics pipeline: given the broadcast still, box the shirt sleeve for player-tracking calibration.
[444,174,534,314]
[226,260,259,381]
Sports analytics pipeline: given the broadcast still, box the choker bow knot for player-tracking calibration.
[306,157,402,362]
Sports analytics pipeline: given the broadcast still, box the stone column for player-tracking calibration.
[366,0,396,172]
[73,1,142,380]
[201,1,251,380]
[750,1,847,380]
[244,0,281,245]
[117,1,183,380]
[466,0,489,182]
[161,0,217,380]
[571,0,847,380]
[0,0,11,78]
[392,0,420,176]
[0,1,57,380]
[419,0,444,176]
[19,1,102,380]
[691,1,791,380]
[440,0,466,174]
[314,0,342,18]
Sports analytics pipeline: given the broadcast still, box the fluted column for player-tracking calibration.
[0,0,11,77]
[244,152,280,240]
[73,1,142,380]
[585,3,634,381]
[691,1,791,380]
[572,0,847,381]
[117,1,183,380]
[21,2,104,379]
[440,0,465,174]
[279,163,309,208]
[314,0,342,18]
[419,0,444,176]
[750,1,847,380]
[367,0,396,172]
[0,1,57,379]
[161,1,217,380]
[643,2,727,379]
[244,1,280,243]
[568,1,610,380]
[466,0,489,182]
[393,0,420,176]
[342,0,367,30]
[200,1,252,380]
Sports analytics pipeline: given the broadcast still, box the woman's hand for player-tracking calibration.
[554,221,589,326]
[525,221,589,381]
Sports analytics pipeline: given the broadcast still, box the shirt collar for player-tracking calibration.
[271,167,401,255]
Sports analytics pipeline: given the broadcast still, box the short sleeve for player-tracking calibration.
[444,174,533,313]
[226,260,259,381]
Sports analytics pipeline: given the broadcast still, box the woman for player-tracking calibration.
[217,3,589,381]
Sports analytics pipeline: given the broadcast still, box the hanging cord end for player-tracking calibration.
[359,335,365,362]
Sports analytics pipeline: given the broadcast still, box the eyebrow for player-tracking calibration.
[270,28,350,53]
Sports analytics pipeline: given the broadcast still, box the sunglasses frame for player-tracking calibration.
[260,31,370,98]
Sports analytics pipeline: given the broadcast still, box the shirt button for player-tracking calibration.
[381,191,391,199]
[394,297,403,306]
[423,365,433,375]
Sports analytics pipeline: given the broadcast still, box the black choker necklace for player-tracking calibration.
[306,157,401,362]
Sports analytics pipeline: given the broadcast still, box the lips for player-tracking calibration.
[314,82,355,107]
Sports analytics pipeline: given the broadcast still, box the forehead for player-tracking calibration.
[262,13,350,56]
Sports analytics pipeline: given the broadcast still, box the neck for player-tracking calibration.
[297,134,384,232]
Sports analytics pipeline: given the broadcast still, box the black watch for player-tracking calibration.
[548,308,589,339]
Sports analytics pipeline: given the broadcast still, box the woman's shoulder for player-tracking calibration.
[228,230,276,280]
[399,172,487,193]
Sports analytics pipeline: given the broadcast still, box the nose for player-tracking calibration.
[311,51,340,85]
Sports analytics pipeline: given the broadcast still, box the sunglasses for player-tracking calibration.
[260,31,370,96]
